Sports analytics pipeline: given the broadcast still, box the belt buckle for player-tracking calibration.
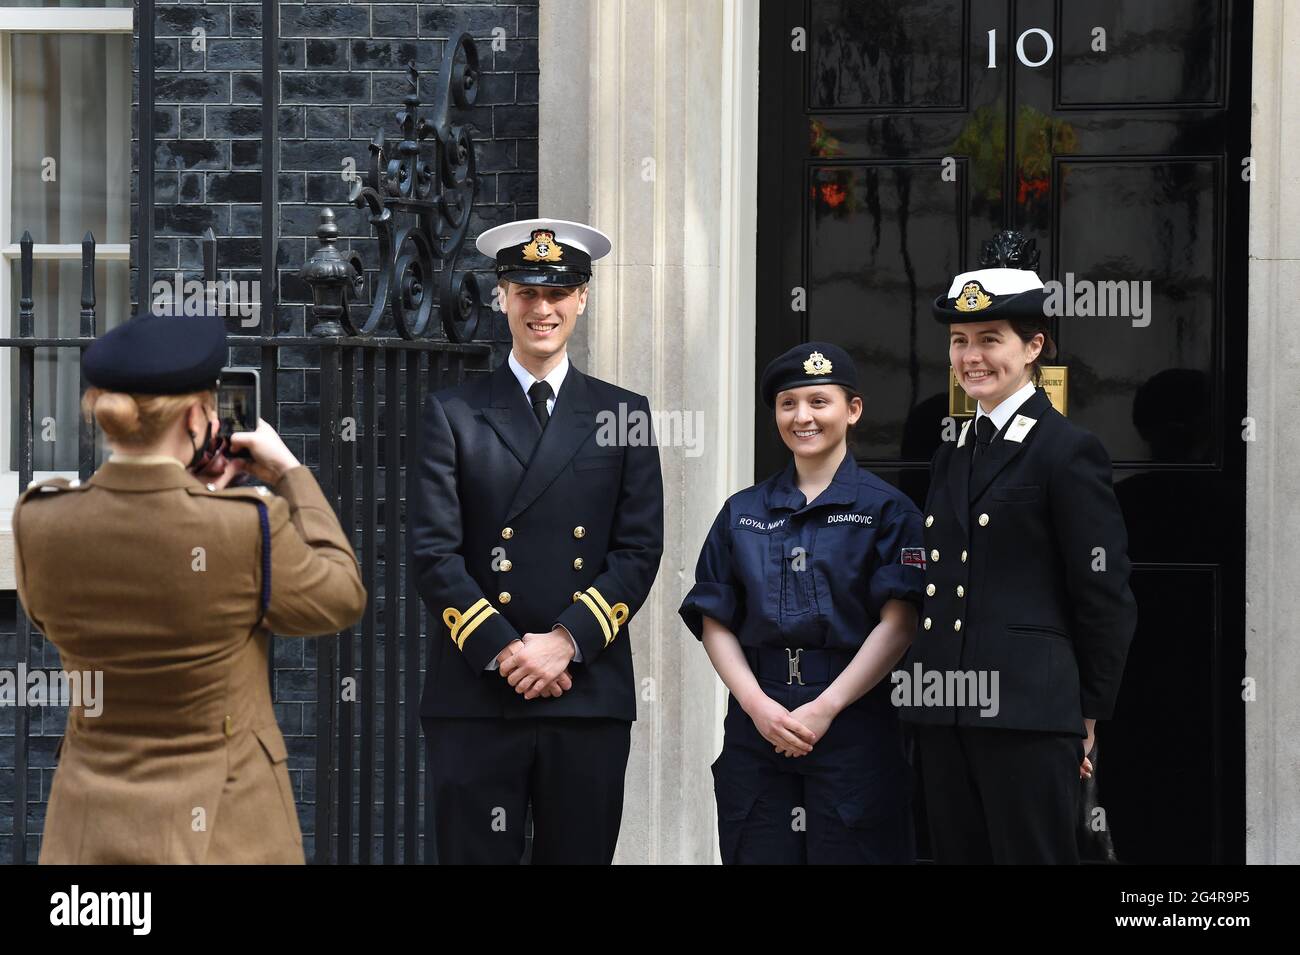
[786,648,804,686]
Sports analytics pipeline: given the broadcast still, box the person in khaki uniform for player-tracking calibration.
[12,312,366,864]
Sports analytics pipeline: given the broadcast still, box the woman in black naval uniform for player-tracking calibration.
[679,342,924,864]
[899,232,1137,864]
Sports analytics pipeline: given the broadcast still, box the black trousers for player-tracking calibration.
[713,679,914,865]
[915,723,1082,864]
[422,716,631,865]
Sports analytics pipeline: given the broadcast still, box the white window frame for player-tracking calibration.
[0,6,134,589]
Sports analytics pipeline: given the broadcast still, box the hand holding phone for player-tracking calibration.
[218,368,260,459]
[227,419,302,486]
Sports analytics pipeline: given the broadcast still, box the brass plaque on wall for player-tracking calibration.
[948,366,1068,417]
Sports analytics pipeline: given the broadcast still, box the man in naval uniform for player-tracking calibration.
[411,219,664,865]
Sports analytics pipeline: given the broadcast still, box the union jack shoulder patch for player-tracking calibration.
[900,547,927,569]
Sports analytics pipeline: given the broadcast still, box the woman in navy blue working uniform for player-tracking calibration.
[678,342,924,864]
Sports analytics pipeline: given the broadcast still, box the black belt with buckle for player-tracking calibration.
[745,646,855,686]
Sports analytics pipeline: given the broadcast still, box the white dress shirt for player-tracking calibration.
[975,379,1037,437]
[487,349,581,671]
[508,349,568,419]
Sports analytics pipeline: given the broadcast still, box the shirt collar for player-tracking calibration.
[507,349,569,400]
[976,380,1038,434]
[92,458,202,491]
[767,448,860,513]
[108,452,187,470]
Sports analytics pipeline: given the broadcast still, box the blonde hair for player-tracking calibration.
[81,387,215,448]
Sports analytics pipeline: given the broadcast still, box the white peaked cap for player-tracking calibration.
[475,218,613,260]
[946,267,1045,299]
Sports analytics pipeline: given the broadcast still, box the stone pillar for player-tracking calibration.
[1246,0,1300,865]
[539,0,760,863]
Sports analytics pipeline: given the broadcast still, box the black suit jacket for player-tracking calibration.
[411,360,664,721]
[898,388,1136,734]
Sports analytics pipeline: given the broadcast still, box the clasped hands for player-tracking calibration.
[743,691,1100,777]
[743,693,837,759]
[496,628,575,700]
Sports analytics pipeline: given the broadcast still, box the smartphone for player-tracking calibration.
[218,368,260,457]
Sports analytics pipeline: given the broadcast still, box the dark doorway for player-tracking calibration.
[756,0,1250,863]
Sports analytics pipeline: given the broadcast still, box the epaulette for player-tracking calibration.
[17,477,91,504]
[185,483,275,501]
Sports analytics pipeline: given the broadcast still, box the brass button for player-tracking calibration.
[223,715,233,738]
[925,583,936,597]
[978,513,990,527]
[930,549,939,563]
[574,526,586,539]
[925,515,934,527]
[499,559,513,572]
[923,617,932,631]
[573,557,584,570]
[954,619,962,632]
[956,585,965,598]
[961,549,968,563]
[572,591,581,602]
[501,527,514,540]
[498,591,511,604]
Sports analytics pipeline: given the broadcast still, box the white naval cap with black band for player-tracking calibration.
[932,231,1050,324]
[477,218,613,287]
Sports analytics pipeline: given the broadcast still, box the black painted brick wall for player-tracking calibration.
[0,0,538,863]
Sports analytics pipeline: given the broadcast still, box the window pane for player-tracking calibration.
[9,32,131,243]
[9,257,129,471]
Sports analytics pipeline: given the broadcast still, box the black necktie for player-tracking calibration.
[971,414,995,470]
[528,380,553,431]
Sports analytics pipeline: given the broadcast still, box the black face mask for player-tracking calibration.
[187,419,218,472]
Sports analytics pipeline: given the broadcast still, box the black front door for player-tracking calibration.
[757,0,1250,863]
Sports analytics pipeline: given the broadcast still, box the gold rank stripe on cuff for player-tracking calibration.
[573,586,631,647]
[586,587,628,634]
[575,593,614,646]
[442,598,497,651]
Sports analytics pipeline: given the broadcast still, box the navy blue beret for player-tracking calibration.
[760,341,859,407]
[83,313,227,395]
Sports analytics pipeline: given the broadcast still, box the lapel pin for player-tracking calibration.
[1004,414,1038,443]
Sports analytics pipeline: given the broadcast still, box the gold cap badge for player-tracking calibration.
[955,281,993,312]
[522,229,564,263]
[803,350,833,375]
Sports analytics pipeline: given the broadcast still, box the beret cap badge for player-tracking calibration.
[522,229,564,263]
[802,351,833,375]
[761,341,856,407]
[955,281,993,312]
